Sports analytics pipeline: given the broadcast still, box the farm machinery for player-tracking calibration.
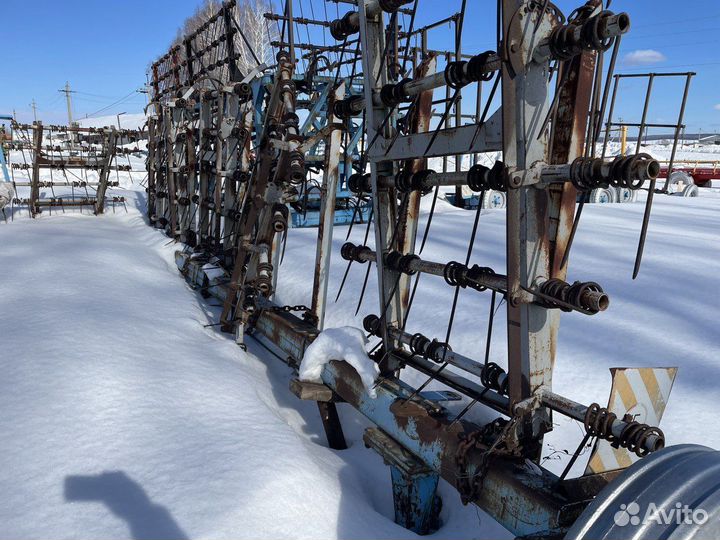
[145,1,720,538]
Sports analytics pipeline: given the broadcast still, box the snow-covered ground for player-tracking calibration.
[0,144,719,539]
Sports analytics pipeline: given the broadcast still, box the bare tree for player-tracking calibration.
[163,0,278,83]
[233,0,279,75]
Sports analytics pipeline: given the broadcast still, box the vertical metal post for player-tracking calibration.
[30,122,42,218]
[95,128,117,215]
[600,75,620,159]
[662,73,694,192]
[146,117,157,221]
[358,0,403,371]
[502,1,553,450]
[198,95,212,243]
[223,4,242,82]
[453,15,463,207]
[636,75,655,154]
[398,55,436,309]
[311,82,345,329]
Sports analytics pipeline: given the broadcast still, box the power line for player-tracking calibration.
[84,90,141,118]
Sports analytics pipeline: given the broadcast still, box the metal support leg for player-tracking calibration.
[317,402,347,451]
[364,427,440,535]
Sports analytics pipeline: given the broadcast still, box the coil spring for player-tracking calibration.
[385,251,420,275]
[271,204,289,232]
[233,82,252,101]
[468,161,507,192]
[547,11,618,61]
[467,164,491,192]
[233,170,249,184]
[333,95,364,119]
[348,173,371,194]
[330,11,359,40]
[570,153,657,191]
[444,262,495,292]
[584,403,665,457]
[408,332,451,364]
[255,262,274,293]
[341,242,372,264]
[225,209,241,221]
[444,51,497,89]
[539,278,604,314]
[393,169,434,194]
[363,314,382,336]
[288,150,306,185]
[283,112,300,130]
[480,362,508,394]
[380,78,412,107]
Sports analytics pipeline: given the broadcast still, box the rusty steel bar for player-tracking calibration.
[310,82,345,329]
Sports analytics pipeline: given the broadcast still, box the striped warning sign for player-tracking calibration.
[585,367,677,474]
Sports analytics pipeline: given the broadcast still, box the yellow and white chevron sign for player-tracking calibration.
[585,367,678,475]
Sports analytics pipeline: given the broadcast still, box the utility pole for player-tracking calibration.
[59,81,75,125]
[30,100,38,122]
[59,82,76,150]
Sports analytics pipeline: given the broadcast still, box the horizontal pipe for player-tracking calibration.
[537,387,662,455]
[343,245,507,292]
[388,327,508,389]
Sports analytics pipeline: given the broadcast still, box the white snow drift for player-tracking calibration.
[299,327,379,398]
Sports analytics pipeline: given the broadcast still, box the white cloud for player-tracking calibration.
[714,104,720,111]
[623,49,666,66]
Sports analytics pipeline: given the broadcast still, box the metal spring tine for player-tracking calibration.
[592,36,622,148]
[447,398,479,429]
[633,181,656,280]
[560,35,620,270]
[401,272,422,329]
[559,432,593,482]
[632,74,656,279]
[560,199,585,271]
[354,262,373,316]
[375,11,398,82]
[399,0,419,77]
[429,286,501,427]
[402,195,483,404]
[384,97,417,156]
[467,72,500,152]
[418,185,439,254]
[365,107,395,158]
[356,189,408,317]
[280,228,289,265]
[336,205,374,302]
[424,88,461,156]
[345,194,365,240]
[380,0,421,155]
[335,259,354,303]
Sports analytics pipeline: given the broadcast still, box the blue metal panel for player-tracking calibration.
[290,205,371,228]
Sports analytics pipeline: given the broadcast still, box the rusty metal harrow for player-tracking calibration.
[146,1,719,538]
[2,122,143,220]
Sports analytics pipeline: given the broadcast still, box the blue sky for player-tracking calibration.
[2,0,718,133]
